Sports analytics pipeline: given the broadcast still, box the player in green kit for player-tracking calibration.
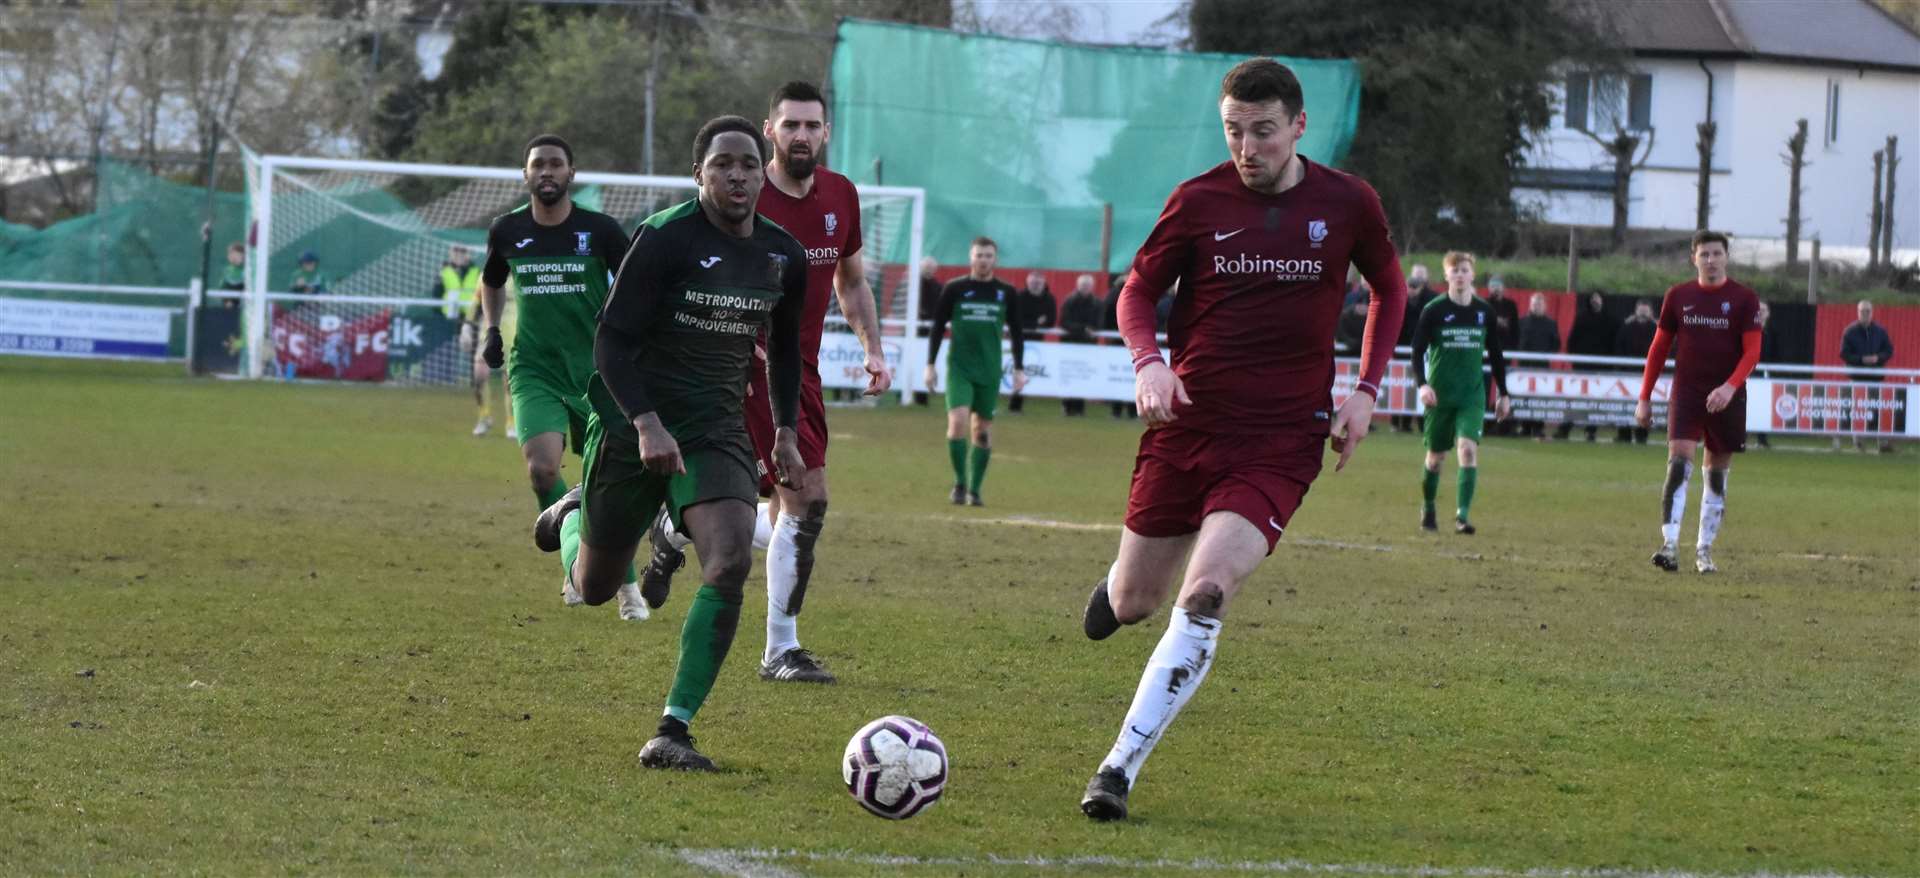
[476,134,646,619]
[1410,250,1511,534]
[923,237,1026,506]
[533,116,807,771]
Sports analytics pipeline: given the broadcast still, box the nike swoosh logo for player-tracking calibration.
[1268,517,1284,534]
[700,256,722,268]
[1214,229,1245,241]
[515,238,534,248]
[1683,305,1695,311]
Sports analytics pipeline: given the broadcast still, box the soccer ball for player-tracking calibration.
[842,715,948,819]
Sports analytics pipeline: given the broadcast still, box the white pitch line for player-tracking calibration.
[679,847,1878,878]
[678,848,806,878]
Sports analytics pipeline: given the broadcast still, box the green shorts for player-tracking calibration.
[945,372,1001,420]
[1423,394,1487,452]
[509,365,588,454]
[577,411,760,550]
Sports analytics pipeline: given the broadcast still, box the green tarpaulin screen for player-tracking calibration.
[829,19,1361,273]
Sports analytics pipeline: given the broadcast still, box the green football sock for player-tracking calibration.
[537,475,569,510]
[968,445,992,493]
[948,438,968,486]
[1422,467,1440,512]
[1456,467,1478,521]
[559,508,581,586]
[664,585,742,726]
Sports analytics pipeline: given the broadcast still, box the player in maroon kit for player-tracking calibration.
[1634,230,1761,574]
[1076,58,1409,821]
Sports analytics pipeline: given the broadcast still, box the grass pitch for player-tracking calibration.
[2,358,1915,876]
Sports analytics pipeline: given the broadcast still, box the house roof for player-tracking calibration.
[1608,0,1920,71]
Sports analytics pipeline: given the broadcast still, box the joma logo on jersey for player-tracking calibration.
[574,232,591,255]
[1213,253,1324,282]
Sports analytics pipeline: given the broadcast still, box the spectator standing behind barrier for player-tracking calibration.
[914,256,941,406]
[219,242,247,294]
[1393,264,1438,433]
[1483,276,1520,436]
[1058,273,1101,416]
[1753,301,1778,448]
[1558,291,1615,441]
[288,250,329,294]
[1614,298,1658,444]
[1104,274,1137,419]
[1516,292,1560,440]
[1840,300,1896,453]
[1008,272,1057,414]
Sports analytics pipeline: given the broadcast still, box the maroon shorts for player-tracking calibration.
[746,364,829,497]
[1124,425,1326,554]
[1668,385,1747,455]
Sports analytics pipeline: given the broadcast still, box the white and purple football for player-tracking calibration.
[842,715,948,819]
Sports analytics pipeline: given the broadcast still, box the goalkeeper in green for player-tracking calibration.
[1411,250,1510,534]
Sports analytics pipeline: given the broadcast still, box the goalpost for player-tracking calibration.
[240,155,925,402]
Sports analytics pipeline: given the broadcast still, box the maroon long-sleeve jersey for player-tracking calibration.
[1119,159,1407,434]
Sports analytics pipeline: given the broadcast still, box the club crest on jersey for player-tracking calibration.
[574,231,591,255]
[1477,311,1485,324]
[1307,219,1328,247]
[824,212,838,235]
[766,252,789,285]
[1721,301,1730,314]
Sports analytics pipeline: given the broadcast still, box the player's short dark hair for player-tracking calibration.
[692,115,766,165]
[1691,230,1731,253]
[768,80,828,120]
[971,236,998,251]
[1220,58,1304,119]
[524,134,573,166]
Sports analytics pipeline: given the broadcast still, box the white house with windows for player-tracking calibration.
[1516,0,1920,265]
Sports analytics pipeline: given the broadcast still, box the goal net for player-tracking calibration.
[243,156,923,396]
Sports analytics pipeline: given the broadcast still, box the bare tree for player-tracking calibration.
[1582,127,1655,252]
[1694,120,1715,231]
[1782,119,1809,267]
[1884,136,1900,264]
[1870,149,1885,270]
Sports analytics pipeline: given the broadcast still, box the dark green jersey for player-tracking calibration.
[593,199,807,449]
[1411,294,1509,402]
[482,203,630,395]
[927,277,1024,384]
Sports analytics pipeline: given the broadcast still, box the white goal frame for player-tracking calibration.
[248,155,926,402]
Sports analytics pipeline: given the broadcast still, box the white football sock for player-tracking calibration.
[1100,607,1219,785]
[1660,457,1692,546]
[765,512,803,663]
[753,501,774,552]
[1697,469,1726,548]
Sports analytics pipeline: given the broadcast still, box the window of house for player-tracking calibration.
[1565,72,1651,132]
[1565,72,1591,131]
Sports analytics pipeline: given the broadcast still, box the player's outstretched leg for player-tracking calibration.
[1653,455,1692,572]
[1695,467,1727,573]
[640,499,755,772]
[1083,517,1251,820]
[1419,458,1441,532]
[762,490,834,684]
[639,509,687,609]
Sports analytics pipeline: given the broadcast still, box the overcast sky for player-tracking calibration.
[972,0,1188,45]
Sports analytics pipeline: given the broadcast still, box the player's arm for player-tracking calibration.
[599,223,682,474]
[477,220,511,367]
[1410,305,1436,405]
[1635,291,1678,427]
[1121,188,1192,427]
[767,244,807,485]
[1484,306,1512,419]
[1333,182,1409,470]
[831,249,892,395]
[1709,300,1765,413]
[1003,283,1026,392]
[922,282,960,392]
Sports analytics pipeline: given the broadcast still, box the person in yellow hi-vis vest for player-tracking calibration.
[440,245,512,437]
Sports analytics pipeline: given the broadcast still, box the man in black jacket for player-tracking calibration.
[1057,273,1102,415]
[1614,298,1658,444]
[1558,291,1615,441]
[1840,299,1896,453]
[1515,293,1560,439]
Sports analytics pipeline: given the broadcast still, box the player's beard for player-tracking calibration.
[531,181,566,207]
[782,143,817,179]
